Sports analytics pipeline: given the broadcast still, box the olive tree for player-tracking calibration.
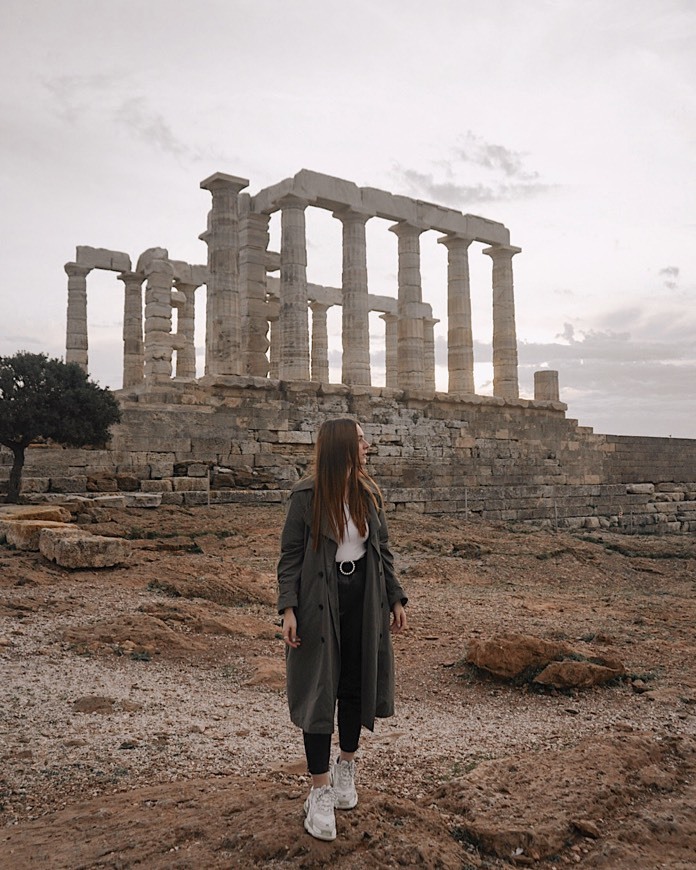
[0,352,121,503]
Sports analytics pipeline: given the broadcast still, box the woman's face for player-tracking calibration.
[356,424,370,468]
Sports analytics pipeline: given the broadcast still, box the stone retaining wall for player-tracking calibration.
[1,379,694,533]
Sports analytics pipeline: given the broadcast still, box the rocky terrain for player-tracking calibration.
[1,501,695,868]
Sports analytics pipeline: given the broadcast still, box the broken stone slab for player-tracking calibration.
[123,493,162,508]
[1,520,77,550]
[39,528,131,568]
[0,505,72,523]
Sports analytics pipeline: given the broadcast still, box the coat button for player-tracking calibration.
[319,603,324,610]
[318,571,324,578]
[321,636,325,643]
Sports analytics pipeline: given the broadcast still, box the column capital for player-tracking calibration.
[388,220,425,238]
[437,233,474,250]
[64,262,91,279]
[482,244,522,260]
[117,271,144,284]
[332,206,372,225]
[277,193,308,210]
[200,172,249,195]
[309,300,331,313]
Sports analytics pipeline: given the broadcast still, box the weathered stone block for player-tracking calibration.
[2,520,76,550]
[39,528,131,568]
[20,478,50,494]
[50,476,88,493]
[173,478,208,492]
[627,483,655,494]
[140,479,173,492]
[123,493,162,508]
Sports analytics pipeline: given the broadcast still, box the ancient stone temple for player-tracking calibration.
[63,169,535,404]
[5,169,695,532]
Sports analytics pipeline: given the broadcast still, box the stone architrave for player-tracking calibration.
[483,244,521,400]
[423,313,439,393]
[173,281,197,379]
[310,301,330,383]
[65,263,91,371]
[144,259,175,384]
[118,271,144,388]
[278,195,310,381]
[334,208,371,386]
[200,172,249,377]
[438,234,475,394]
[389,222,425,390]
[239,207,271,377]
[380,312,398,389]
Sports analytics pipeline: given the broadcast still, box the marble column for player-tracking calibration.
[424,313,439,393]
[65,263,91,372]
[438,234,475,394]
[239,207,271,377]
[534,369,559,402]
[380,312,398,389]
[173,281,197,379]
[334,208,371,386]
[199,172,249,377]
[268,311,280,379]
[144,259,175,384]
[389,222,425,390]
[278,195,310,381]
[483,244,521,400]
[310,301,330,383]
[118,271,144,388]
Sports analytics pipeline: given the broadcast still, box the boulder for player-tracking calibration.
[466,633,625,689]
[534,660,624,689]
[466,634,574,680]
[39,528,131,568]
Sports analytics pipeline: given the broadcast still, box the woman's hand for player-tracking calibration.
[282,608,301,648]
[390,601,407,634]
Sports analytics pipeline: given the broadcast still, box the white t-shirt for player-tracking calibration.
[335,504,368,562]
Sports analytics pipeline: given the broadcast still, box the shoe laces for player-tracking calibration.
[335,759,355,788]
[314,785,335,814]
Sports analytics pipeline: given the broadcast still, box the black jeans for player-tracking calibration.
[303,556,366,775]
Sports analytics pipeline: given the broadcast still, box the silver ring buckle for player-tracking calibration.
[338,560,356,576]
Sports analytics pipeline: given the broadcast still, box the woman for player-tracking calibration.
[277,418,408,841]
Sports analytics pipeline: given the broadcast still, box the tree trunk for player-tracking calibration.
[7,444,25,504]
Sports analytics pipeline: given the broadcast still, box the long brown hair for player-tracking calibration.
[311,418,380,550]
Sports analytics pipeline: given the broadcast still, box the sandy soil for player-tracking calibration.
[1,503,695,868]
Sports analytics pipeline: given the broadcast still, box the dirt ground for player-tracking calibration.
[1,502,695,869]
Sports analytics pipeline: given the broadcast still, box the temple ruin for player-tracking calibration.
[64,169,541,403]
[3,169,695,532]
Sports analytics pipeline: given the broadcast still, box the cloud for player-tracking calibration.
[449,131,541,181]
[115,97,191,159]
[659,265,679,290]
[391,132,553,207]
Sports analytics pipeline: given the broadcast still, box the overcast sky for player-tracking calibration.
[1,0,694,437]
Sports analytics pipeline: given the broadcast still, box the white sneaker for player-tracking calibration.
[331,758,358,809]
[303,785,337,841]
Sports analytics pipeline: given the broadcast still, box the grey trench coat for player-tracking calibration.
[277,478,407,734]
